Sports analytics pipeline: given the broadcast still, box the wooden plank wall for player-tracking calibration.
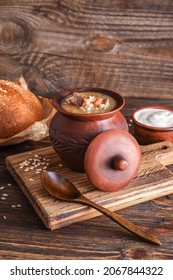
[0,0,173,99]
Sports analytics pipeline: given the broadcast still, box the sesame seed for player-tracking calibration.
[17,204,22,208]
[24,167,30,171]
[2,216,7,220]
[18,155,50,173]
[29,178,34,181]
[7,183,12,186]
[29,166,34,170]
[0,186,5,190]
[36,168,42,172]
[11,205,16,208]
[1,197,6,200]
[2,193,8,197]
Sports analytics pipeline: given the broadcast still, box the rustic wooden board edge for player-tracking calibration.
[5,141,173,230]
[6,165,173,231]
[6,160,173,231]
[49,181,173,230]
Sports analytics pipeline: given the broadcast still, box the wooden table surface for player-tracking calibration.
[0,97,173,260]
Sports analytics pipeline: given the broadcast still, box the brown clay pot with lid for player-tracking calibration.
[49,87,128,171]
[49,87,141,191]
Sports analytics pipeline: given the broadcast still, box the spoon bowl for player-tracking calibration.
[41,171,161,245]
[42,171,81,200]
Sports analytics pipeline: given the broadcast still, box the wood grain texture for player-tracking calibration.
[0,1,173,98]
[1,97,173,260]
[5,141,173,230]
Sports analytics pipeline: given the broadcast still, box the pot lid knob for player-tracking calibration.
[112,156,128,171]
[84,129,141,192]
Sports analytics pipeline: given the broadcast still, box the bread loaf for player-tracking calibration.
[0,80,44,139]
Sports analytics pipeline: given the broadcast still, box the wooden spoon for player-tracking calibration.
[41,171,161,245]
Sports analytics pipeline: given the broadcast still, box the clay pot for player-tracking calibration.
[132,106,173,145]
[49,87,128,172]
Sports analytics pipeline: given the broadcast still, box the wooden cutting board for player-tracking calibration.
[6,141,173,230]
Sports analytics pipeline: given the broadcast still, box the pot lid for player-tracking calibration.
[84,129,141,192]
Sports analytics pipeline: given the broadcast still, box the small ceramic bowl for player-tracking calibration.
[132,106,173,145]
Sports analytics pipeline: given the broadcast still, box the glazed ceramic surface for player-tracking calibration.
[49,87,128,172]
[84,130,141,192]
[132,106,173,145]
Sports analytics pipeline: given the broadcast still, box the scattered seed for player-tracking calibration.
[1,197,6,200]
[18,155,50,173]
[0,186,5,190]
[11,205,16,208]
[29,166,34,170]
[2,193,8,197]
[7,183,12,186]
[29,178,34,182]
[37,168,42,172]
[17,204,22,208]
[2,216,7,220]
[24,167,30,171]
[58,163,63,167]
[128,123,132,126]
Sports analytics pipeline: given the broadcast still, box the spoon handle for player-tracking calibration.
[79,195,161,245]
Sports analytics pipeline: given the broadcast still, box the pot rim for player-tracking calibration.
[132,105,173,131]
[52,87,125,121]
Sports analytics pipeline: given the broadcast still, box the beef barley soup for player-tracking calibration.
[61,91,117,114]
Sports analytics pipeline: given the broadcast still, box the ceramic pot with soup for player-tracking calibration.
[49,87,128,172]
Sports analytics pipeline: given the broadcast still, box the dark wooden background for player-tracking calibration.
[0,0,173,99]
[1,1,173,260]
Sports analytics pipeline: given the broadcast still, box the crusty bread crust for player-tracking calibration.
[0,80,44,139]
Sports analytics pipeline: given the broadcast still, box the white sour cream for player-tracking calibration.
[134,108,173,128]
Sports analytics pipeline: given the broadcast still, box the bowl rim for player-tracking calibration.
[132,105,173,131]
[52,87,125,120]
